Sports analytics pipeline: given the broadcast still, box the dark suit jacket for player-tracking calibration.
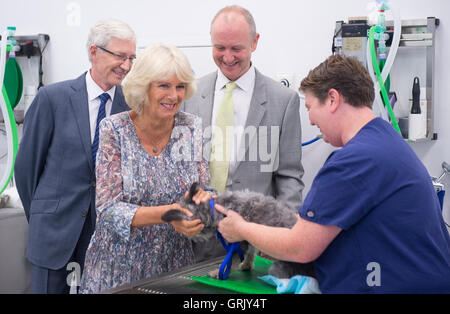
[14,72,130,270]
[182,69,305,211]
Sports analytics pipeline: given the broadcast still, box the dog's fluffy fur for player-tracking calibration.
[162,182,315,279]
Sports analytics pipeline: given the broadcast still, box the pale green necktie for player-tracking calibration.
[210,82,237,192]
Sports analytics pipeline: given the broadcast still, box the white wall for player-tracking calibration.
[1,0,449,226]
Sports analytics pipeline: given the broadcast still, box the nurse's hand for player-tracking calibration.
[215,204,246,243]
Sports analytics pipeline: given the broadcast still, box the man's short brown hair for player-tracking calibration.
[300,54,375,109]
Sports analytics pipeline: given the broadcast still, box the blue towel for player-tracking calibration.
[258,275,321,294]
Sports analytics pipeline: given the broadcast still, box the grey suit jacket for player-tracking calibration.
[182,69,304,211]
[14,73,130,269]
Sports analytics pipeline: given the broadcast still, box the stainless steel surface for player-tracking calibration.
[107,256,234,294]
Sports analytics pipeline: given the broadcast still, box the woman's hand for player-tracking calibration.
[185,187,212,205]
[167,203,204,237]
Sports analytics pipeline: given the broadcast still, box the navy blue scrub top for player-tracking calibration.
[299,118,450,293]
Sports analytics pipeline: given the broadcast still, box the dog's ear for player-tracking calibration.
[161,209,189,222]
[187,182,200,203]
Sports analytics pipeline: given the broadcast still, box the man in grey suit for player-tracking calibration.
[182,5,305,262]
[14,19,136,293]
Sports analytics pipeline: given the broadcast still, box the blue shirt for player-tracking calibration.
[299,118,450,293]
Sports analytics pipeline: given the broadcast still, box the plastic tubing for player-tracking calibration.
[0,31,7,89]
[367,45,389,121]
[302,135,322,147]
[380,1,401,82]
[366,2,401,121]
[0,30,19,194]
[369,26,401,135]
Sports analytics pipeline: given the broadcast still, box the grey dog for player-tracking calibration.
[162,182,315,279]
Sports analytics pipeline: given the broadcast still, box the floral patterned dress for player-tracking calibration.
[80,111,209,293]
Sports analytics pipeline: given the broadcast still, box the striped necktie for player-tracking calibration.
[92,92,110,166]
[210,82,237,192]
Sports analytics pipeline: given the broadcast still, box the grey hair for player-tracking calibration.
[211,5,257,39]
[122,44,197,115]
[86,19,136,62]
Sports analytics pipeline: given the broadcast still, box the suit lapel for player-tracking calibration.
[111,86,129,114]
[69,73,94,172]
[235,69,267,171]
[193,72,217,162]
[198,72,217,130]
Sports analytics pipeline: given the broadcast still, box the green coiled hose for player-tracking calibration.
[369,25,401,135]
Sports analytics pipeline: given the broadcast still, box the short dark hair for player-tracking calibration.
[299,54,375,109]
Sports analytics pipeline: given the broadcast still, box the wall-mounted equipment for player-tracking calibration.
[333,1,439,142]
[0,33,49,124]
[11,33,49,90]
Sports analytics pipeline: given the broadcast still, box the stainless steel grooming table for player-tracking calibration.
[106,256,236,294]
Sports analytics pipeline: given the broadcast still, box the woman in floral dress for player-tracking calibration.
[80,44,209,293]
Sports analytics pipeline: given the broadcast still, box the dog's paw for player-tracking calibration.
[208,268,220,278]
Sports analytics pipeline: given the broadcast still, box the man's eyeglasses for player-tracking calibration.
[96,46,136,63]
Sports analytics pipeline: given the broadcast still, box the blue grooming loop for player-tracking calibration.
[209,199,244,280]
[437,190,445,210]
[433,161,449,211]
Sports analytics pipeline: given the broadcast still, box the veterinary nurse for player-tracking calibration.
[217,55,450,293]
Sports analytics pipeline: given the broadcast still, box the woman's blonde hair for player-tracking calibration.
[123,44,196,114]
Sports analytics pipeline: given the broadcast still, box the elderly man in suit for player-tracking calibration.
[182,5,305,262]
[14,19,136,293]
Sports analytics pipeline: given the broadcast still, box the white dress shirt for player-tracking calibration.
[85,70,116,144]
[212,64,256,187]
